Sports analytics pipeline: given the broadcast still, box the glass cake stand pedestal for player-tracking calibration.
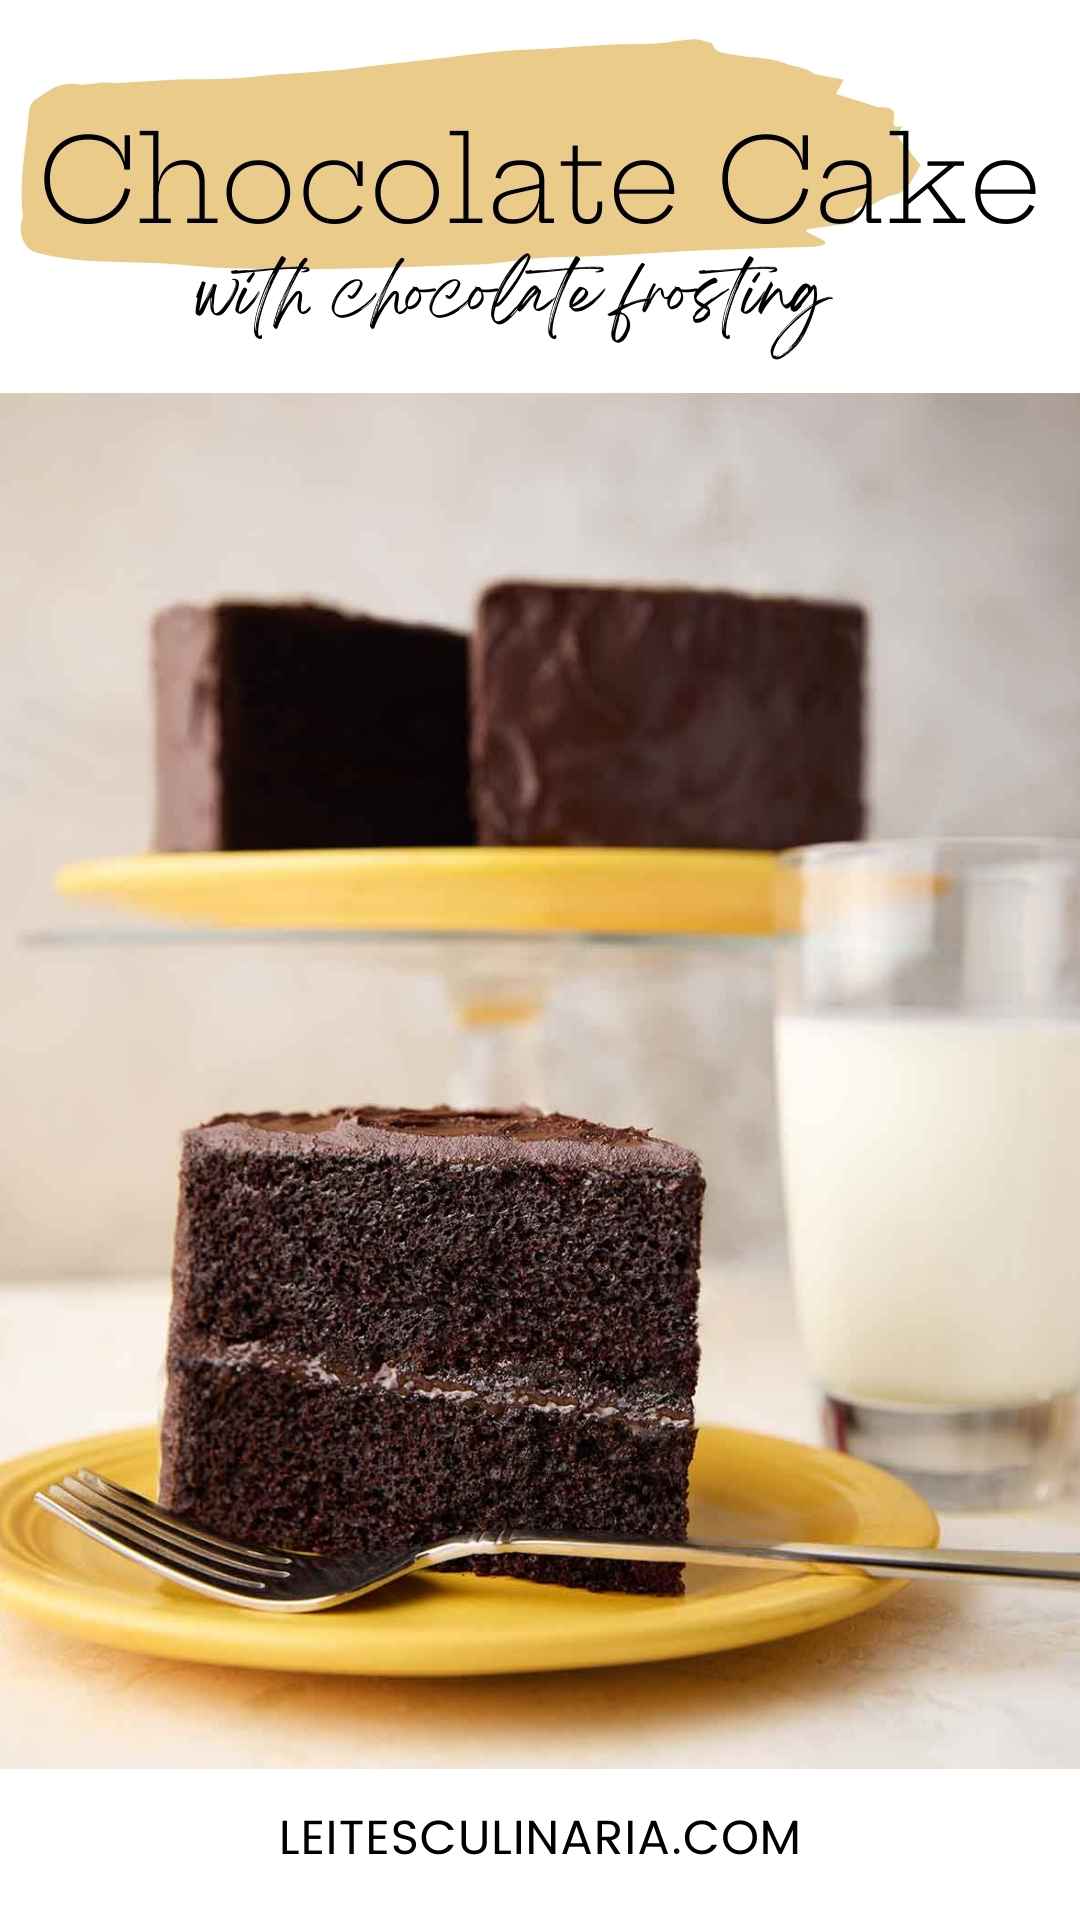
[47,848,777,1109]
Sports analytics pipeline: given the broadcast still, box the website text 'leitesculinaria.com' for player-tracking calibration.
[281,1815,798,1858]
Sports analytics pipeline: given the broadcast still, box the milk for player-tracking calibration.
[775,1011,1080,1407]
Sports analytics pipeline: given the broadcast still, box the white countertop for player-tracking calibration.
[2,1266,1079,1768]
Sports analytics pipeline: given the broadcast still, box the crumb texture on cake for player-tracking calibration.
[160,1342,693,1597]
[171,1104,702,1398]
[160,1100,703,1596]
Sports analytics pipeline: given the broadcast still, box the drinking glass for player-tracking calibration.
[775,839,1080,1508]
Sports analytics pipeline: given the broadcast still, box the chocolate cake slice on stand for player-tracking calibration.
[471,580,865,850]
[153,600,472,852]
[159,1106,703,1595]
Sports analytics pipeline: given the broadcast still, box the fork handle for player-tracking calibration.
[483,1533,1080,1584]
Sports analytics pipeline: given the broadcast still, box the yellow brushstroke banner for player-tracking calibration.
[22,40,910,267]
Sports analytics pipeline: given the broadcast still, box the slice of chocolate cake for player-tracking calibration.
[160,1107,703,1596]
[470,581,866,850]
[153,601,472,851]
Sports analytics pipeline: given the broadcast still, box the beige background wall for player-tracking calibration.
[2,393,1078,1276]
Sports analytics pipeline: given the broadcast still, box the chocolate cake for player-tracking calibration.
[153,601,472,850]
[159,1107,703,1595]
[470,581,866,850]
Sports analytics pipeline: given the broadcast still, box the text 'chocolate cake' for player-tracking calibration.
[159,1106,704,1595]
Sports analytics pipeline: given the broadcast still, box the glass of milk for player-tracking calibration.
[775,839,1080,1508]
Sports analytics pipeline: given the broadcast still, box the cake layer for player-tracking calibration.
[153,600,472,851]
[170,1106,703,1402]
[159,1341,695,1596]
[470,580,866,849]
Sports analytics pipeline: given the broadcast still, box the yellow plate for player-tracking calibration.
[55,848,776,937]
[0,1424,935,1677]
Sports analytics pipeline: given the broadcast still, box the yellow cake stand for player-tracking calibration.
[52,848,777,1106]
[56,847,776,938]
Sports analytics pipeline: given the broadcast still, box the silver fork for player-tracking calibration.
[35,1470,1080,1612]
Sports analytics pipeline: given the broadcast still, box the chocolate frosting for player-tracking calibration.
[192,1103,700,1176]
[185,1335,694,1429]
[470,580,865,850]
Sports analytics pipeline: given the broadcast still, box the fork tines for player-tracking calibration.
[35,1470,293,1597]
